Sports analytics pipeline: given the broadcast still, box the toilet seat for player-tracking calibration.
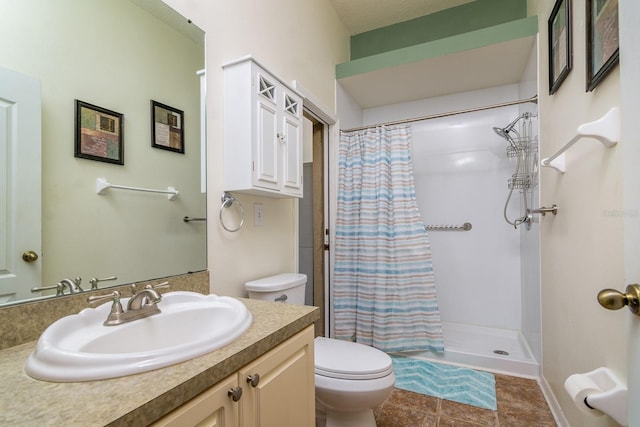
[314,337,393,380]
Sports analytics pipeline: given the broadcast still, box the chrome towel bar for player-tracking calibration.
[183,216,207,222]
[425,222,472,231]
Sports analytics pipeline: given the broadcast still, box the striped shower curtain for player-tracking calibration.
[334,125,444,353]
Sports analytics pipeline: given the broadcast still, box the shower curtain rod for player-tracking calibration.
[342,95,538,133]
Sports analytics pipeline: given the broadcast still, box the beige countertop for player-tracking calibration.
[0,298,319,427]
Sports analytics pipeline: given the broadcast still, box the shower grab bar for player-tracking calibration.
[425,222,472,231]
[96,178,179,200]
[541,107,619,173]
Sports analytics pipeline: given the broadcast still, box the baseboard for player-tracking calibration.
[538,374,570,427]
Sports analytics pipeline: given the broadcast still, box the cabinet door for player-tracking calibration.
[254,73,280,191]
[238,326,314,427]
[152,374,239,427]
[282,93,302,196]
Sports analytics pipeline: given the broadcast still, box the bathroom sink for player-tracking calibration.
[25,292,252,382]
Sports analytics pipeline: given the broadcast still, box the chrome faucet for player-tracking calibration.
[59,277,83,294]
[87,285,165,326]
[127,288,162,311]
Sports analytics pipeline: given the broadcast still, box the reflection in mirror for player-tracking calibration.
[0,0,206,306]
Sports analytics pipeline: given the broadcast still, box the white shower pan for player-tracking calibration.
[403,321,539,378]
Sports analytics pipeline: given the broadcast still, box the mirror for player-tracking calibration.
[0,0,206,306]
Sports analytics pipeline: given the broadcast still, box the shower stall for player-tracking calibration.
[336,82,541,378]
[408,102,539,377]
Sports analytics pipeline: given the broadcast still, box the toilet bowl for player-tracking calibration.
[245,273,395,427]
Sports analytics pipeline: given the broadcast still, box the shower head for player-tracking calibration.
[493,126,512,141]
[493,112,534,149]
[493,125,517,150]
[494,112,534,139]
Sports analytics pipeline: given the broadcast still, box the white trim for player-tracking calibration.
[538,375,570,427]
[293,81,336,125]
[297,83,336,337]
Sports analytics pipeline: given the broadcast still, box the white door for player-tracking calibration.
[0,66,42,304]
[617,1,639,425]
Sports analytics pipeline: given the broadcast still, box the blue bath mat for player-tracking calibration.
[390,355,497,411]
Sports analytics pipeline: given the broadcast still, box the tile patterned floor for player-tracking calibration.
[375,373,557,426]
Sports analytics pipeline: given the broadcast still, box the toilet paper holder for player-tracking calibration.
[564,367,628,426]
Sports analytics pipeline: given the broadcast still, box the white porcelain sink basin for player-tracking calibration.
[25,292,252,382]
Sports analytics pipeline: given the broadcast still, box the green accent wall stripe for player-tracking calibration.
[350,0,528,60]
[336,16,538,80]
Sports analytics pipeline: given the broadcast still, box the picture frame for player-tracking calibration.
[75,100,124,165]
[548,0,572,95]
[151,100,184,154]
[586,0,619,91]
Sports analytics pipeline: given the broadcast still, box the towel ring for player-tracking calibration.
[219,192,244,232]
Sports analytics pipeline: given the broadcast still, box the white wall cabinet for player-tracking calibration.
[223,56,303,198]
[152,326,314,427]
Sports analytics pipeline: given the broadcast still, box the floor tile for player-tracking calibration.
[439,399,498,426]
[374,370,557,427]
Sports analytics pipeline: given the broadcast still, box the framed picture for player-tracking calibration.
[548,0,572,94]
[586,0,619,91]
[74,100,124,165]
[151,100,184,153]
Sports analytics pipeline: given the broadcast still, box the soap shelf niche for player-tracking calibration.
[96,177,179,200]
[541,107,619,173]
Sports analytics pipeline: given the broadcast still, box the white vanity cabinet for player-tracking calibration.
[152,326,314,427]
[223,57,303,198]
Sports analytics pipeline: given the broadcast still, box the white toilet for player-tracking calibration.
[245,273,395,427]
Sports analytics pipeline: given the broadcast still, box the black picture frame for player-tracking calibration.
[74,100,124,165]
[548,0,572,94]
[151,100,184,154]
[586,0,619,91]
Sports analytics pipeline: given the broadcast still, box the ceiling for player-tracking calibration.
[330,0,536,109]
[330,0,477,35]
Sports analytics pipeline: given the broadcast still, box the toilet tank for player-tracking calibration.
[245,273,307,304]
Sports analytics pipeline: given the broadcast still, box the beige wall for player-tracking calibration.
[164,0,350,296]
[536,2,625,426]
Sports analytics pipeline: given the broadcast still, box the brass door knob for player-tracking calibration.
[597,284,640,316]
[22,250,39,263]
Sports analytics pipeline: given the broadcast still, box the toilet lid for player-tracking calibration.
[314,337,393,380]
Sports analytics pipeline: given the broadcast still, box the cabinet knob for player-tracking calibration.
[228,386,243,402]
[246,373,260,387]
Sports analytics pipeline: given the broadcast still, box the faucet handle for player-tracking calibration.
[87,290,121,306]
[145,281,170,291]
[73,277,84,292]
[89,275,117,290]
[87,291,126,326]
[31,283,64,296]
[131,281,170,295]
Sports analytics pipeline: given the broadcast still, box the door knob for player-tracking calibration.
[22,250,39,263]
[597,284,640,316]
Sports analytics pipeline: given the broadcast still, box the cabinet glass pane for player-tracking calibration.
[258,75,276,103]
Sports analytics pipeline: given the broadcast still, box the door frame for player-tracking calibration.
[293,85,336,337]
